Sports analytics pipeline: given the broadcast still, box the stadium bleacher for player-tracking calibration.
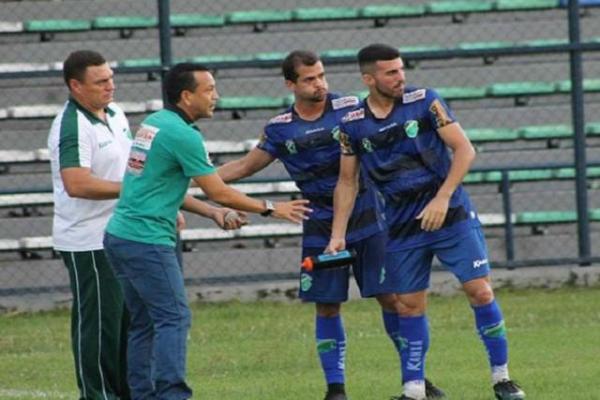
[1,0,600,305]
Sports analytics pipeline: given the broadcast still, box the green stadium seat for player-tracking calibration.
[119,58,161,68]
[516,210,577,224]
[437,86,487,100]
[586,122,600,135]
[522,38,569,47]
[487,81,557,96]
[556,79,600,93]
[190,54,253,64]
[24,19,91,32]
[466,128,519,142]
[495,0,560,11]
[360,4,426,18]
[463,171,502,184]
[509,170,554,181]
[92,16,156,29]
[400,45,445,53]
[320,49,359,60]
[254,52,288,62]
[427,1,495,14]
[293,7,360,21]
[217,96,287,110]
[170,14,225,28]
[458,41,514,50]
[225,9,293,24]
[589,209,600,221]
[518,124,572,139]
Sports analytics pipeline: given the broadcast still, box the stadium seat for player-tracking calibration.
[458,41,515,50]
[516,210,577,224]
[518,124,573,139]
[466,128,519,142]
[24,19,91,32]
[216,96,289,110]
[427,1,495,14]
[555,79,600,93]
[170,14,225,28]
[587,122,600,135]
[359,4,426,18]
[436,86,488,100]
[487,81,557,97]
[92,16,156,29]
[292,7,360,21]
[0,21,24,33]
[225,9,293,24]
[495,0,561,11]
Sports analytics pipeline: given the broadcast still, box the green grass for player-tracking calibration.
[1,287,599,399]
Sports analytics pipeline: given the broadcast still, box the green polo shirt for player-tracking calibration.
[106,106,216,246]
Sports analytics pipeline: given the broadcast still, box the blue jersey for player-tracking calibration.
[339,87,480,252]
[258,93,386,248]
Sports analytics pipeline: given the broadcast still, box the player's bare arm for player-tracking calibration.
[217,147,274,183]
[193,172,311,224]
[416,122,476,231]
[60,167,121,199]
[326,154,360,254]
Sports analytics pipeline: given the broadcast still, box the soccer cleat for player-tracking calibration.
[323,392,347,400]
[494,380,525,400]
[424,379,446,399]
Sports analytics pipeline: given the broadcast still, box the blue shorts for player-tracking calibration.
[383,227,491,294]
[299,231,388,303]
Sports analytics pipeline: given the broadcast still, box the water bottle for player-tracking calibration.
[301,249,357,271]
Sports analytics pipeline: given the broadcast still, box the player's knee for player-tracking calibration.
[376,293,425,316]
[467,285,495,306]
[316,302,341,317]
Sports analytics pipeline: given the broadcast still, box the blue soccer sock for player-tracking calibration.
[473,300,509,377]
[383,311,429,384]
[316,315,346,385]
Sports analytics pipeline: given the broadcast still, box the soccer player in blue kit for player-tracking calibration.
[218,50,444,400]
[326,44,526,400]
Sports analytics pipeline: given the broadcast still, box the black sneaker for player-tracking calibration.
[324,392,347,400]
[425,379,446,399]
[493,380,525,400]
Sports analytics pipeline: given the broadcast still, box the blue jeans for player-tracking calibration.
[104,233,192,400]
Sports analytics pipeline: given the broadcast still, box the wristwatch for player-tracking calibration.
[261,199,275,217]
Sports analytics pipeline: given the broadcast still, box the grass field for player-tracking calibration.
[1,287,599,399]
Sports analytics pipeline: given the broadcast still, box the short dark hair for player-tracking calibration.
[281,50,320,82]
[357,44,401,73]
[63,50,106,89]
[164,63,210,105]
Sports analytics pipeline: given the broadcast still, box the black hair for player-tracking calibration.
[357,44,401,73]
[63,50,106,89]
[164,63,210,105]
[281,50,321,82]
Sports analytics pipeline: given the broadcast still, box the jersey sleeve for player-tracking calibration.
[426,89,457,129]
[338,120,357,156]
[172,127,217,178]
[59,113,92,169]
[256,126,279,158]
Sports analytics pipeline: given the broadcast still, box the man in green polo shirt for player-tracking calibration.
[104,63,311,400]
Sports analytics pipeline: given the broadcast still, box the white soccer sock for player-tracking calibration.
[492,364,510,384]
[404,379,426,400]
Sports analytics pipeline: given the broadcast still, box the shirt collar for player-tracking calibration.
[68,96,115,125]
[165,102,197,127]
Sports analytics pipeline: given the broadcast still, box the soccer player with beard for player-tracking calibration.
[218,50,445,400]
[326,44,525,400]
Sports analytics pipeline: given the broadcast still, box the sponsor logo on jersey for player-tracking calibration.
[404,120,419,138]
[473,258,488,268]
[268,112,292,125]
[379,122,397,132]
[341,108,365,123]
[331,95,359,110]
[133,124,158,150]
[305,127,325,134]
[127,150,147,175]
[402,89,426,104]
[429,99,453,128]
[98,140,113,149]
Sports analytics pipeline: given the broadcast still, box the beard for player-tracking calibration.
[375,81,404,100]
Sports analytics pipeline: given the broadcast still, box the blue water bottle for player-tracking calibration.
[301,249,357,271]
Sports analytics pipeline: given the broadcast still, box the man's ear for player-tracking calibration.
[361,73,373,87]
[284,79,295,92]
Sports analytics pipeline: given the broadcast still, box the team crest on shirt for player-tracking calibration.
[331,125,341,141]
[341,108,365,123]
[362,138,374,153]
[268,112,292,125]
[331,95,359,110]
[404,120,419,138]
[285,139,297,154]
[402,89,426,104]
